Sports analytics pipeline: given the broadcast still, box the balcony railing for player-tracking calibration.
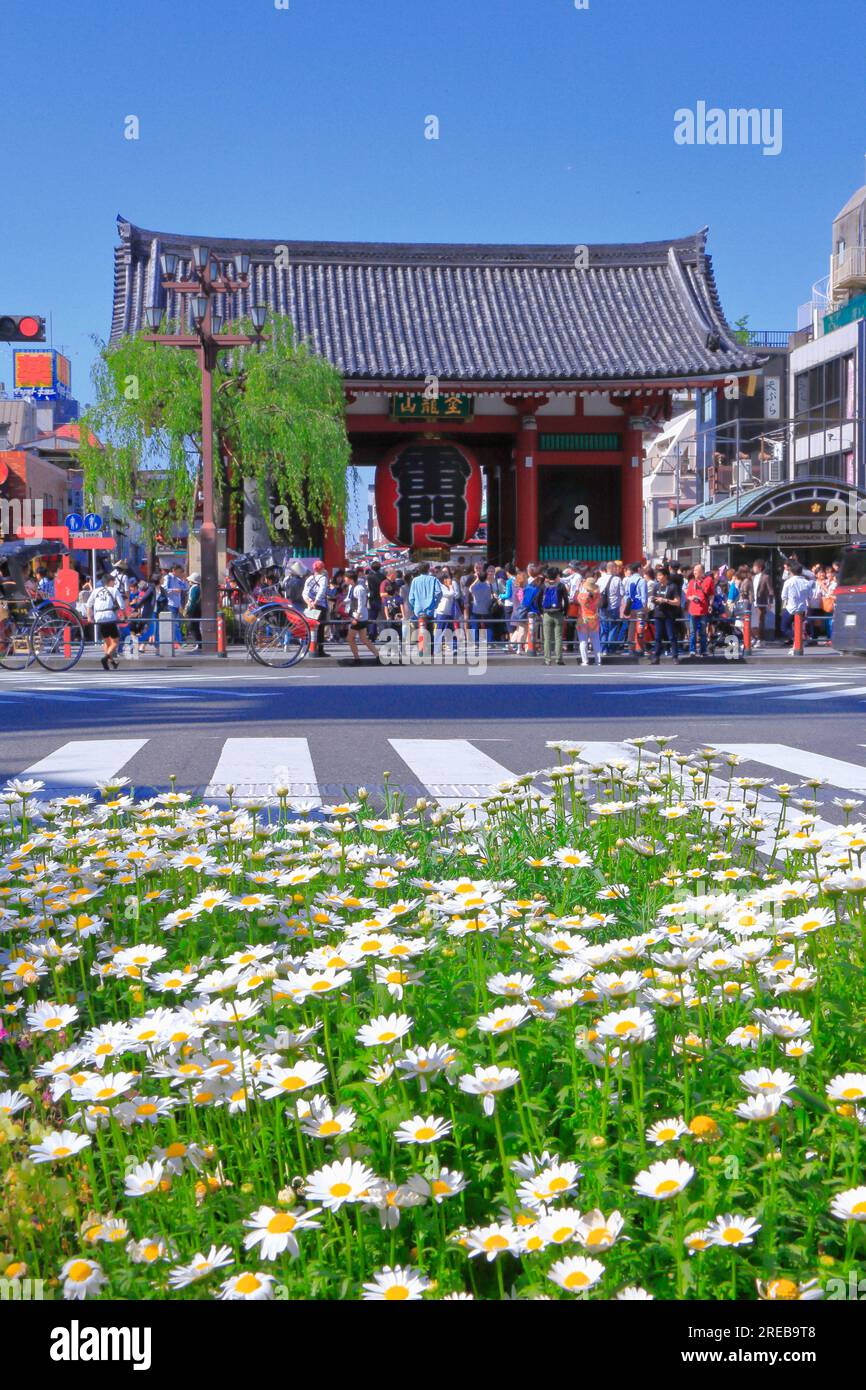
[832,247,866,294]
[743,330,793,349]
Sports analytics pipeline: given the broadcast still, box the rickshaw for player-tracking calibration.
[228,548,312,668]
[0,538,87,672]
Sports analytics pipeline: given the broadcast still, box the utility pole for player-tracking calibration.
[142,250,267,654]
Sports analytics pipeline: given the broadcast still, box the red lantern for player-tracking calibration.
[375,441,482,549]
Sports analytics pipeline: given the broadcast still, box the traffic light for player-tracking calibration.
[0,315,46,342]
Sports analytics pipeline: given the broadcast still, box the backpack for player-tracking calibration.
[521,582,542,615]
[91,586,119,622]
[542,584,562,611]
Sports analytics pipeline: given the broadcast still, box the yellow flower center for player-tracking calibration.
[563,1270,589,1289]
[767,1279,799,1300]
[68,1261,93,1282]
[330,1183,352,1198]
[484,1235,508,1251]
[384,1284,410,1300]
[267,1213,296,1234]
[234,1274,261,1294]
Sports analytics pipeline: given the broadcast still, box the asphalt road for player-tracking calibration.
[2,658,866,812]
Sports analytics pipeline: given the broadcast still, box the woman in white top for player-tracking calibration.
[345,569,380,664]
[433,569,461,656]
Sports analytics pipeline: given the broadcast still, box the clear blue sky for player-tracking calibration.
[1,0,863,412]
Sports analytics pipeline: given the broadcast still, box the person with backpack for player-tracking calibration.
[540,566,569,666]
[622,562,647,653]
[87,574,123,670]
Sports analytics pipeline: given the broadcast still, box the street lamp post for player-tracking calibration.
[142,249,267,654]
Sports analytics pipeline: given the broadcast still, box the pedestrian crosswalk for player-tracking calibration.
[205,738,321,804]
[22,739,148,788]
[3,736,866,827]
[599,673,866,704]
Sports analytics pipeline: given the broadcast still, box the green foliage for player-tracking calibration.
[79,317,352,539]
[732,314,751,346]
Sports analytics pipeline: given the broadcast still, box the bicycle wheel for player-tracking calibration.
[247,605,310,668]
[0,616,35,670]
[31,605,86,671]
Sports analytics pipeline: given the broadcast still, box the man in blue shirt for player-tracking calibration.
[165,565,188,648]
[408,563,443,655]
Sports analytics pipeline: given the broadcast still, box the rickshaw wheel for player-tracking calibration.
[247,604,311,668]
[31,605,86,671]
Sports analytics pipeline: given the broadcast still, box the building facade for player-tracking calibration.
[112,218,762,567]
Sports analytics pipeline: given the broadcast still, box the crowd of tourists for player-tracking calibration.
[246,553,839,665]
[70,562,202,671]
[17,550,837,670]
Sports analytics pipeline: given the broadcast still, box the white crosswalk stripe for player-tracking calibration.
[712,743,866,794]
[571,741,839,850]
[6,737,866,831]
[204,738,321,803]
[388,738,521,807]
[22,739,148,788]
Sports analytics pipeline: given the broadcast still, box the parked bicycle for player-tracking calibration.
[0,539,86,672]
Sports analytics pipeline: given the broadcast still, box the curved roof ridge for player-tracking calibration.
[116,215,709,269]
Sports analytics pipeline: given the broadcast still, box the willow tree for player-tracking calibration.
[78,315,351,546]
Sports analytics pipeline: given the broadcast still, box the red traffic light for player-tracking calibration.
[0,314,46,342]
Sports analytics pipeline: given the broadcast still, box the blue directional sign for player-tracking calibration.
[83,513,103,533]
[65,512,84,533]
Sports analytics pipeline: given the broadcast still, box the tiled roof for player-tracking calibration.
[112,216,763,385]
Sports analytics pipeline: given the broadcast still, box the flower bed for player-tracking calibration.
[1,737,864,1301]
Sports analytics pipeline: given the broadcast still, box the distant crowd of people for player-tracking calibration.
[15,549,838,669]
[238,553,839,665]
